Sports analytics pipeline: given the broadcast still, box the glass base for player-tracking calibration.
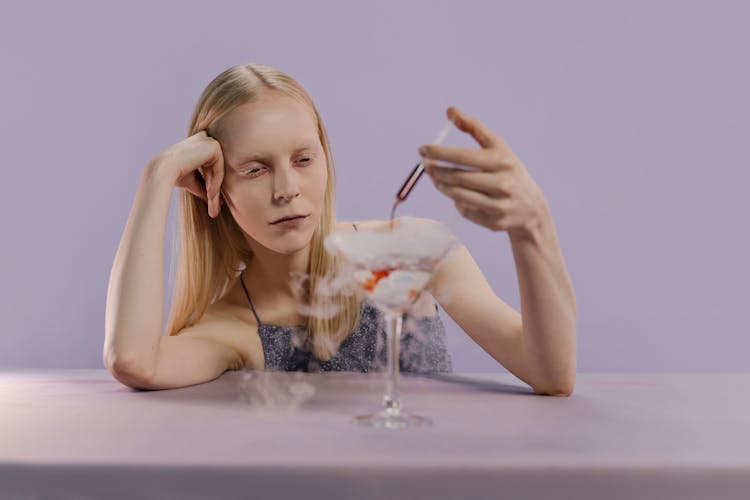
[353,406,432,429]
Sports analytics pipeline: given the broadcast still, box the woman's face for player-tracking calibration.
[214,92,328,255]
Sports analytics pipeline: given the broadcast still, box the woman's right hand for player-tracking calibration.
[150,130,226,219]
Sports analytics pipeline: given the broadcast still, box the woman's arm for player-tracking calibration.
[103,163,175,376]
[418,107,577,396]
[425,212,576,396]
[104,131,227,382]
[509,205,576,396]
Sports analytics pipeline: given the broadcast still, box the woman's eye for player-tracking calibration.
[241,166,265,176]
[241,157,311,175]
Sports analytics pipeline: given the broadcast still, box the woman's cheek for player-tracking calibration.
[314,164,329,200]
[222,179,259,218]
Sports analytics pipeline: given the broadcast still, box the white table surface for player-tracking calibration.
[1,370,748,500]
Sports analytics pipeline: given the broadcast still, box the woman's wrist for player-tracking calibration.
[143,155,179,188]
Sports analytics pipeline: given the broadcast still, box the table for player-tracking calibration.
[1,370,748,499]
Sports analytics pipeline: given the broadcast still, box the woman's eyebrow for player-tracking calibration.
[231,144,318,167]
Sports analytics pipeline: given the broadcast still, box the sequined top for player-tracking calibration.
[239,224,453,374]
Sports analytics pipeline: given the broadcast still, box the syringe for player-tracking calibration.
[390,119,454,222]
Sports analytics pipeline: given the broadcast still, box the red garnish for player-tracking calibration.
[363,268,393,292]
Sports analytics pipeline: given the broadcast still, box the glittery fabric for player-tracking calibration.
[256,300,453,373]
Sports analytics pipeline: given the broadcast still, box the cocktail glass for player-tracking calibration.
[324,217,459,429]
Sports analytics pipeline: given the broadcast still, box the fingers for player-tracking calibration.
[170,131,227,218]
[205,166,218,218]
[454,201,503,231]
[420,145,511,171]
[197,167,210,199]
[206,169,216,217]
[425,162,512,197]
[195,160,219,218]
[447,106,501,149]
[420,107,515,172]
[184,169,208,202]
[433,182,502,213]
[202,134,225,219]
[429,173,518,232]
[215,143,226,217]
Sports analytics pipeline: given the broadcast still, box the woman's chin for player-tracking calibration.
[266,231,315,255]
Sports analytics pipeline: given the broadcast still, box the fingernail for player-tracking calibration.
[419,146,428,157]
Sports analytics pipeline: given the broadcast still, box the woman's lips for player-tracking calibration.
[271,214,309,228]
[272,214,307,224]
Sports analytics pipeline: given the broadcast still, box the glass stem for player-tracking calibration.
[382,311,402,413]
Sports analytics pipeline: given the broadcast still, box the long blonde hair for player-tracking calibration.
[165,64,362,361]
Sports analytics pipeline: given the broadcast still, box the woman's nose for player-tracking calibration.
[273,168,301,202]
[274,190,299,202]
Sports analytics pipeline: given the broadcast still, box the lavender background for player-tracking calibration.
[1,1,747,373]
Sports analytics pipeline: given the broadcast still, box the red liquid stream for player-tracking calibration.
[362,159,428,295]
[389,199,401,231]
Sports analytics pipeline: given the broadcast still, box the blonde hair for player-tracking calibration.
[165,64,362,361]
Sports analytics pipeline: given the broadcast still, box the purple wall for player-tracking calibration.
[1,1,747,372]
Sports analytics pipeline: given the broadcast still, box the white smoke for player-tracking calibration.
[237,370,317,416]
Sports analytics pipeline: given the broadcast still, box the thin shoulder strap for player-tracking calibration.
[239,270,263,326]
[352,222,358,231]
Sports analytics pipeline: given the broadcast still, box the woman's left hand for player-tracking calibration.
[419,107,549,239]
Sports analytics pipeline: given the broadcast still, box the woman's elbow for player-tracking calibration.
[532,379,575,397]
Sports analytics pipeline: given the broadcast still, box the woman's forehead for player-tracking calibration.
[221,94,314,130]
[219,98,318,148]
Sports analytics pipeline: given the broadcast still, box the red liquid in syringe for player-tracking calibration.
[390,160,426,229]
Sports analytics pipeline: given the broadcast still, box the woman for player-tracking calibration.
[103,64,577,396]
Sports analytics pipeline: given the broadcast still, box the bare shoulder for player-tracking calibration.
[173,302,264,369]
[177,301,246,328]
[172,304,244,343]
